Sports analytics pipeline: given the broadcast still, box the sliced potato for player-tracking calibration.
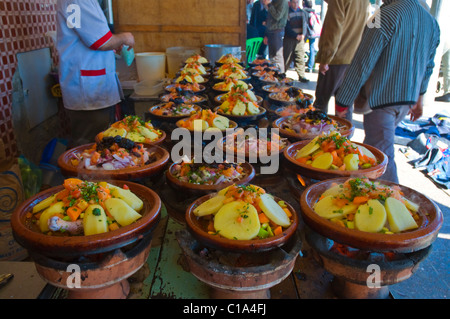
[108,184,144,211]
[193,195,226,217]
[259,193,291,227]
[39,201,65,233]
[232,100,246,116]
[217,185,232,196]
[83,204,108,236]
[344,154,359,171]
[385,197,418,233]
[321,184,344,198]
[213,115,230,130]
[402,197,420,213]
[354,199,387,233]
[313,195,358,219]
[193,119,209,131]
[311,152,333,170]
[296,137,320,159]
[213,201,260,240]
[137,126,159,141]
[246,90,257,102]
[104,198,142,226]
[247,102,260,115]
[358,145,377,161]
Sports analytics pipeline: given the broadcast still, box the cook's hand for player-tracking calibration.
[319,64,329,75]
[121,32,135,50]
[263,36,268,45]
[409,95,424,122]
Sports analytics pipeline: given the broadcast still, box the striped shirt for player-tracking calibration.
[335,0,440,109]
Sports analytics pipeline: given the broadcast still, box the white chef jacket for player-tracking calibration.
[56,0,122,111]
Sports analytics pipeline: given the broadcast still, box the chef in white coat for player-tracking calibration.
[56,0,135,146]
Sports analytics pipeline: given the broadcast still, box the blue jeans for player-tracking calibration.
[306,37,316,70]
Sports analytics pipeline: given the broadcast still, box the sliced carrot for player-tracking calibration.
[258,213,270,224]
[283,207,292,218]
[333,197,349,208]
[109,222,120,232]
[55,189,70,201]
[352,196,369,205]
[67,206,82,221]
[273,226,283,236]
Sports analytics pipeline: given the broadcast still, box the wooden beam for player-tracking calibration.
[115,25,243,34]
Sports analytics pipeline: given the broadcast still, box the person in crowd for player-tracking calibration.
[436,49,450,102]
[283,0,309,82]
[302,0,319,73]
[313,0,370,121]
[249,0,269,58]
[264,0,289,73]
[335,0,440,183]
[247,0,255,24]
[56,0,135,147]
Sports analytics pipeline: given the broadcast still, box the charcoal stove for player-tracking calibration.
[305,226,431,299]
[176,229,302,299]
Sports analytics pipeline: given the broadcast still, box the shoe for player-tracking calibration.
[299,77,309,83]
[305,68,311,73]
[435,93,450,102]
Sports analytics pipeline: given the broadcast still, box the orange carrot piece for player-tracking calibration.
[352,196,369,205]
[67,206,82,221]
[273,226,283,236]
[258,213,270,224]
[109,222,120,232]
[63,178,83,190]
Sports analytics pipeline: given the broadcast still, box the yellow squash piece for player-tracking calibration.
[354,199,387,233]
[213,201,260,240]
[313,195,358,219]
[32,193,57,214]
[193,195,227,217]
[104,198,142,227]
[259,193,291,227]
[103,127,127,138]
[83,204,108,236]
[385,197,418,233]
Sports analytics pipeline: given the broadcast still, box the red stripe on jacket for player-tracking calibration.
[90,31,113,50]
[80,69,106,76]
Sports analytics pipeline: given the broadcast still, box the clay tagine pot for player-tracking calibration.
[165,161,256,197]
[10,181,162,299]
[283,140,388,180]
[185,193,299,253]
[272,115,354,141]
[57,143,170,181]
[300,177,443,253]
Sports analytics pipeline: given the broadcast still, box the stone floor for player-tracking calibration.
[287,68,449,299]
